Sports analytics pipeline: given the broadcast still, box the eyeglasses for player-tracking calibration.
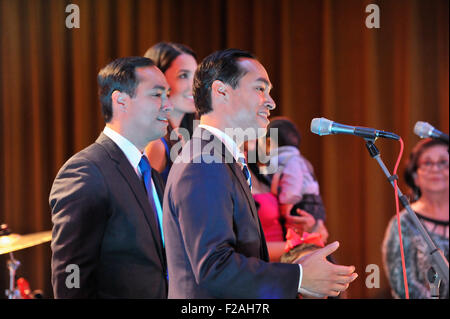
[418,160,449,171]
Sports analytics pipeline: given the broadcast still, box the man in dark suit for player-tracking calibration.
[163,49,358,298]
[50,56,172,298]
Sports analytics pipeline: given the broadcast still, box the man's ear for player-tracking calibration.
[112,90,129,112]
[211,80,228,100]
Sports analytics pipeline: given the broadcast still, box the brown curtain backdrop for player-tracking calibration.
[0,0,448,299]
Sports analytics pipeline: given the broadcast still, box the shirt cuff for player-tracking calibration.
[297,265,327,298]
[298,264,303,291]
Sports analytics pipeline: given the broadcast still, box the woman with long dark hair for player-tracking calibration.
[144,42,198,182]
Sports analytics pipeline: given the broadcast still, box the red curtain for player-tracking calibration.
[0,0,448,298]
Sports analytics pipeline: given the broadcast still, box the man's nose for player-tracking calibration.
[161,96,173,113]
[265,95,276,111]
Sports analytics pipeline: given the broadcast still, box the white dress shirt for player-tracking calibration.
[198,124,245,163]
[103,126,164,246]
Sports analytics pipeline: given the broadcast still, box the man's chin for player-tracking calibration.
[256,123,268,138]
[148,126,168,143]
[158,127,168,139]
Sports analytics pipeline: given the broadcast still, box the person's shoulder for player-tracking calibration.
[145,138,168,171]
[175,156,231,178]
[278,147,302,165]
[146,138,166,155]
[53,141,112,184]
[385,210,416,240]
[174,136,227,164]
[286,153,303,167]
[169,152,233,188]
[50,144,110,205]
[60,141,96,163]
[166,159,234,209]
[71,142,112,167]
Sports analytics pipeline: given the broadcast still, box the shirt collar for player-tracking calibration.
[103,126,143,175]
[198,124,245,163]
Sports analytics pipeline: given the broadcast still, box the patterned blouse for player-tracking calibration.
[382,210,449,299]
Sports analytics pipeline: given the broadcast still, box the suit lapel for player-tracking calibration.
[195,128,263,241]
[227,160,269,261]
[95,133,165,264]
[228,161,260,222]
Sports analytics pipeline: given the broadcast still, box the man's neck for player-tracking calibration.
[200,115,232,132]
[200,115,240,145]
[105,123,145,152]
[199,120,247,163]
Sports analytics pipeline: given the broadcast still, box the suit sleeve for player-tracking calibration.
[170,160,299,298]
[49,156,109,298]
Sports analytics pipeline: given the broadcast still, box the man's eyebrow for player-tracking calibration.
[256,77,272,89]
[152,85,167,90]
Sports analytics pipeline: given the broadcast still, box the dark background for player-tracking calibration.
[0,0,448,299]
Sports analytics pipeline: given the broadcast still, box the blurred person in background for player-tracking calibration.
[382,138,449,299]
[265,117,329,241]
[246,138,322,262]
[144,42,199,183]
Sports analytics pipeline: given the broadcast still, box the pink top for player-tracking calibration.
[253,192,284,242]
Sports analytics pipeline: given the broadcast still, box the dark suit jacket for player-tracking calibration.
[49,133,167,298]
[163,128,299,298]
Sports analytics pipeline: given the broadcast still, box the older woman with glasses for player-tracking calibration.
[382,138,449,299]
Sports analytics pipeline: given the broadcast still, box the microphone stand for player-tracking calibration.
[5,252,21,299]
[364,139,449,298]
[427,267,441,299]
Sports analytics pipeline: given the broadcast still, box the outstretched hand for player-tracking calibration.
[294,241,358,297]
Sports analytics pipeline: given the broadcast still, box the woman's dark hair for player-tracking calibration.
[193,48,255,116]
[144,42,197,73]
[144,42,198,137]
[404,138,449,201]
[97,56,155,123]
[266,117,301,148]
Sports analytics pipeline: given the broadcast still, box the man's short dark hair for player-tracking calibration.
[97,56,155,122]
[267,117,302,148]
[193,48,255,116]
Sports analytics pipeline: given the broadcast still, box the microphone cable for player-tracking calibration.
[393,137,409,299]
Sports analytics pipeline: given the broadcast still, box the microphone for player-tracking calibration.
[310,117,400,140]
[414,121,449,143]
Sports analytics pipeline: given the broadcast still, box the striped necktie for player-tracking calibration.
[238,157,252,191]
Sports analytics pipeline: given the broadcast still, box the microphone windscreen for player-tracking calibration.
[414,121,433,138]
[311,117,333,136]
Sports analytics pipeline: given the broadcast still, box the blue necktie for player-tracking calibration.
[138,155,164,244]
[238,157,252,191]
